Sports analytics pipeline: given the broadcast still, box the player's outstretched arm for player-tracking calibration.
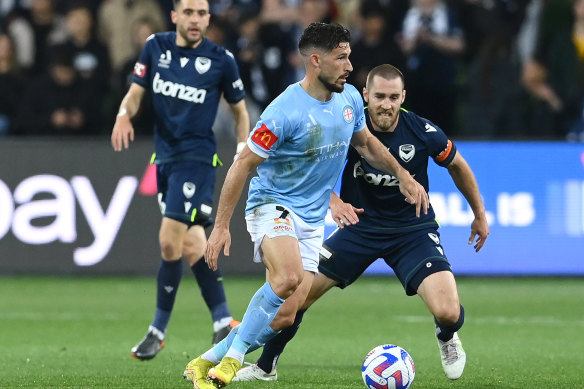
[446,152,490,252]
[205,146,265,270]
[351,127,429,217]
[229,99,251,161]
[229,99,251,145]
[111,83,145,151]
[329,192,364,229]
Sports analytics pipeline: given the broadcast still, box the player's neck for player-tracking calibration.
[175,35,205,49]
[299,78,334,102]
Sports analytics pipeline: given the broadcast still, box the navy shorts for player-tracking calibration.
[318,226,452,296]
[156,160,216,227]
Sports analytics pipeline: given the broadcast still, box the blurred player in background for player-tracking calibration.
[110,0,250,360]
[183,23,428,389]
[234,64,489,382]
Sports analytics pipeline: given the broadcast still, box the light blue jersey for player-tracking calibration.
[246,82,365,226]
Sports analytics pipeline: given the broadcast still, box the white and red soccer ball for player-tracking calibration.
[361,344,415,389]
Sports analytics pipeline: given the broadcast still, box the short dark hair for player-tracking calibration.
[366,64,405,89]
[173,0,209,9]
[298,22,351,56]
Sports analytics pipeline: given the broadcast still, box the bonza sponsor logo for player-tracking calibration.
[152,72,206,103]
[352,160,402,187]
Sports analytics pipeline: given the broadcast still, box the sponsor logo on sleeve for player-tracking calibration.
[435,140,453,163]
[232,78,244,91]
[134,62,147,78]
[252,123,278,151]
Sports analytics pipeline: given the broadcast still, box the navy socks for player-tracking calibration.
[191,257,231,322]
[152,259,183,332]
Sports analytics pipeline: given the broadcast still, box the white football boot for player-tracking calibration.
[232,363,278,382]
[436,332,466,380]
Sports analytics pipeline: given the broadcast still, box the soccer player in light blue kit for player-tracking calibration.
[111,0,249,360]
[184,23,429,389]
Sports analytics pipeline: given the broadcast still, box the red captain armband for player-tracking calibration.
[251,124,278,151]
[434,139,453,163]
[134,62,147,78]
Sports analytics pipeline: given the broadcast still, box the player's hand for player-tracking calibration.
[398,173,429,218]
[205,226,231,271]
[330,197,364,229]
[469,216,489,252]
[111,114,135,151]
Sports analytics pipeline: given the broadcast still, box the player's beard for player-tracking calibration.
[371,110,397,131]
[318,74,345,93]
[178,24,204,47]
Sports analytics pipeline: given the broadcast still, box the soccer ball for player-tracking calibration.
[361,344,415,389]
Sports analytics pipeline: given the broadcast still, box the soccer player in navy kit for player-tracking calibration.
[233,64,489,381]
[111,0,250,360]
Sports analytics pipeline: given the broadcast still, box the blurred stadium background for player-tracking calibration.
[1,138,582,277]
[1,0,584,387]
[1,0,582,276]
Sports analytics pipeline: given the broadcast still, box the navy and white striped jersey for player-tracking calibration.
[131,32,245,164]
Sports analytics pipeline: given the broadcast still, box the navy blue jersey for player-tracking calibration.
[132,32,245,164]
[341,107,456,232]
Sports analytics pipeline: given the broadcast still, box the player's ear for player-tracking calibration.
[309,52,320,68]
[171,10,177,24]
[363,87,369,103]
[401,89,406,105]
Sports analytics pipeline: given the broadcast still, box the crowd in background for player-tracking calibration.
[0,0,583,141]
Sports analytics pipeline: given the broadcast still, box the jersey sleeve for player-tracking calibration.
[130,34,155,88]
[221,49,246,104]
[353,98,366,134]
[247,105,288,159]
[348,84,366,133]
[423,119,457,167]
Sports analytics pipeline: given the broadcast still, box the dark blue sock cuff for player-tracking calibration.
[435,304,465,334]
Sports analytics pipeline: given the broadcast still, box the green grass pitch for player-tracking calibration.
[1,276,583,388]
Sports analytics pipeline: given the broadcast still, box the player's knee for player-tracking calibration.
[182,242,205,264]
[434,302,461,326]
[272,271,303,299]
[182,226,207,263]
[159,237,182,260]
